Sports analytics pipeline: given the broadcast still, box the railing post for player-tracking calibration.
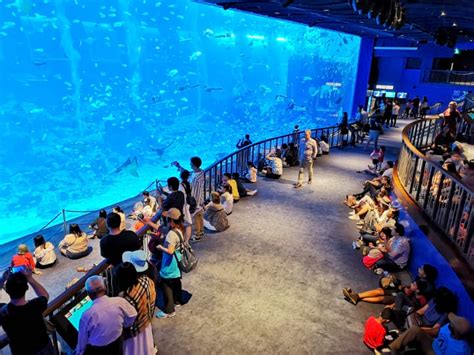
[62,209,67,235]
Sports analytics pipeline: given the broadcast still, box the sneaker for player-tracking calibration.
[342,288,359,305]
[155,310,176,319]
[247,189,257,196]
[307,180,312,184]
[349,214,360,220]
[352,241,359,250]
[374,268,384,275]
[349,211,356,216]
[190,235,202,243]
[294,183,302,188]
[356,221,364,225]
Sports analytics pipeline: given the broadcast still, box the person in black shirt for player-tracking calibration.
[100,212,141,267]
[159,177,185,215]
[0,270,54,355]
[236,134,252,149]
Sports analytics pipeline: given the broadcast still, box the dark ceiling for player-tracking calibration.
[196,0,474,45]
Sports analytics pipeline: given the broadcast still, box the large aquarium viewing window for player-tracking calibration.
[0,0,361,244]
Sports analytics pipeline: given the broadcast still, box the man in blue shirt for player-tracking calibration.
[389,312,471,354]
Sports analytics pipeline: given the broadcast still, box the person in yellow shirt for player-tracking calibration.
[222,173,240,202]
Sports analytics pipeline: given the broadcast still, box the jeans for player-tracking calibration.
[161,277,183,314]
[62,246,93,260]
[389,326,434,354]
[390,114,398,126]
[298,159,314,184]
[374,255,402,272]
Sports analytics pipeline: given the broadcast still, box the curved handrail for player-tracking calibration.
[396,116,473,269]
[202,124,344,200]
[0,121,346,351]
[400,117,472,191]
[0,210,163,350]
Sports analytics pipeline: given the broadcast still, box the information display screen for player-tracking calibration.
[64,296,93,330]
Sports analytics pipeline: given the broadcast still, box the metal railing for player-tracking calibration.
[421,70,474,86]
[202,125,344,200]
[396,117,474,268]
[0,210,162,352]
[0,123,346,353]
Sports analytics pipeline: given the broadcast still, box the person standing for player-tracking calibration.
[100,213,141,267]
[391,101,400,127]
[294,130,318,188]
[383,99,393,128]
[155,208,185,319]
[76,275,137,355]
[116,254,156,355]
[236,134,252,149]
[420,96,429,118]
[173,157,205,243]
[0,270,54,355]
[412,95,420,118]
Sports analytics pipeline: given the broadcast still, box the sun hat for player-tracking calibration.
[122,250,149,273]
[162,208,181,220]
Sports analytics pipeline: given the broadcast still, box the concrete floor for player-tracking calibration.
[151,124,405,354]
[1,122,407,354]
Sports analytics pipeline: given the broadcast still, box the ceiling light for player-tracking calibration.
[440,11,446,16]
[323,9,330,12]
[452,22,457,27]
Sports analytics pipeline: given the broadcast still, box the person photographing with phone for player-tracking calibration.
[0,268,54,355]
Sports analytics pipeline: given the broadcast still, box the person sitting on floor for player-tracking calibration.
[89,209,108,239]
[11,244,42,275]
[222,173,240,202]
[285,143,300,166]
[203,191,229,232]
[242,161,258,183]
[373,223,410,274]
[260,150,283,179]
[59,224,93,260]
[363,308,392,351]
[343,263,438,307]
[232,173,257,197]
[113,206,127,231]
[33,235,57,269]
[218,184,234,215]
[142,191,158,213]
[389,312,471,355]
[430,125,456,156]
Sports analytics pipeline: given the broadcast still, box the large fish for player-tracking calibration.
[114,157,139,177]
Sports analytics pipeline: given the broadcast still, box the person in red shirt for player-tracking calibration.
[11,244,41,275]
[363,308,392,350]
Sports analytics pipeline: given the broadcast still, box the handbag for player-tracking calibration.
[173,230,198,273]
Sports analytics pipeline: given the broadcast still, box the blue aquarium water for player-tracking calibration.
[0,0,361,244]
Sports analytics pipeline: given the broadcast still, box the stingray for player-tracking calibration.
[150,139,177,157]
[114,156,139,177]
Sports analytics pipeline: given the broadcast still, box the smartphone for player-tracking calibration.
[11,265,26,274]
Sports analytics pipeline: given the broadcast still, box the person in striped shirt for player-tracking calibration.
[172,156,205,243]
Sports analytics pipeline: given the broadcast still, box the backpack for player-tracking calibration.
[181,182,197,214]
[173,230,198,273]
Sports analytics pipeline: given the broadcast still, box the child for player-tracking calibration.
[11,244,42,275]
[363,308,392,350]
[218,184,234,215]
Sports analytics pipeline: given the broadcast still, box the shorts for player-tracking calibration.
[369,131,380,141]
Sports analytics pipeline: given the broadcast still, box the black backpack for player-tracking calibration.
[173,230,198,273]
[181,182,197,214]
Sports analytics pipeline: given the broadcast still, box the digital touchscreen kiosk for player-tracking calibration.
[51,291,93,349]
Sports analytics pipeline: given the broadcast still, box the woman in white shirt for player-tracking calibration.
[219,184,234,215]
[113,206,127,230]
[391,101,400,127]
[244,162,258,183]
[33,235,57,268]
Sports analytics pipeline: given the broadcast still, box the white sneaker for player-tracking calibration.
[247,189,257,196]
[374,268,384,275]
[349,211,356,216]
[349,214,360,220]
